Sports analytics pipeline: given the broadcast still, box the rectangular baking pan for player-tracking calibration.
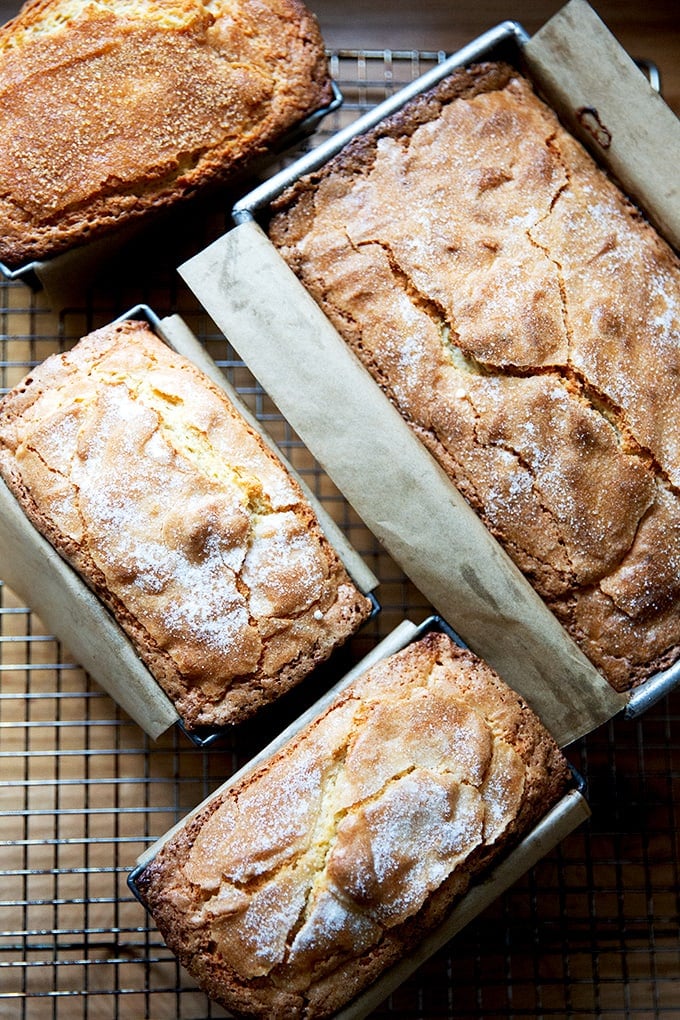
[0,301,378,745]
[0,81,342,303]
[179,2,680,737]
[128,613,589,1020]
[230,21,531,225]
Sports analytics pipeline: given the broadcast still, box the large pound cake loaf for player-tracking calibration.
[135,631,571,1019]
[0,320,372,729]
[0,0,333,267]
[269,62,680,693]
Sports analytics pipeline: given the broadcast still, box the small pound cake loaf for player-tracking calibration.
[135,632,571,1019]
[0,321,372,729]
[269,62,680,693]
[0,0,333,267]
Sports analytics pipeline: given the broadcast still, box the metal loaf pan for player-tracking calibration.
[0,302,378,746]
[230,17,671,240]
[179,5,680,733]
[230,21,532,225]
[128,613,589,1020]
[0,82,343,304]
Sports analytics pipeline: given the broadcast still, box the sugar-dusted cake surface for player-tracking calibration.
[135,631,571,1018]
[0,320,372,728]
[0,0,333,266]
[269,61,680,692]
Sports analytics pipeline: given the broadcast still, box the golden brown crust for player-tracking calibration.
[0,320,372,728]
[135,632,571,1019]
[0,0,332,267]
[268,61,680,692]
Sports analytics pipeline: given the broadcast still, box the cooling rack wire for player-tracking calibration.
[1,49,679,1019]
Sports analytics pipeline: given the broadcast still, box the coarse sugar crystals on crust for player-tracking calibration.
[0,0,333,267]
[0,320,372,729]
[135,632,571,1019]
[268,61,680,693]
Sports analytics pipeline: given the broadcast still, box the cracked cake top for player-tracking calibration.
[0,320,372,729]
[268,61,680,692]
[134,630,571,1019]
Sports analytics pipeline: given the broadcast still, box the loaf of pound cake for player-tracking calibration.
[0,0,333,268]
[0,320,372,729]
[134,631,571,1019]
[269,61,680,693]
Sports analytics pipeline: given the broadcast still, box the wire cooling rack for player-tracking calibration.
[1,49,679,1020]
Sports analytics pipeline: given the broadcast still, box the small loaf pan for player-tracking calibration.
[0,81,342,305]
[0,303,378,746]
[128,614,589,1020]
[179,2,680,741]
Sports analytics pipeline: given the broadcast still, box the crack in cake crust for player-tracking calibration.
[0,320,372,728]
[268,61,680,692]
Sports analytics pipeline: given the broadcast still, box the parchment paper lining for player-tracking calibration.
[180,219,626,749]
[524,0,680,254]
[179,0,680,747]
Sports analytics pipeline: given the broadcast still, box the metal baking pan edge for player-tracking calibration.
[231,21,529,225]
[128,613,589,1020]
[232,31,661,228]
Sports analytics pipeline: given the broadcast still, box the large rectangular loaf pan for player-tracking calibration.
[178,0,680,746]
[0,304,378,744]
[128,614,590,1020]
